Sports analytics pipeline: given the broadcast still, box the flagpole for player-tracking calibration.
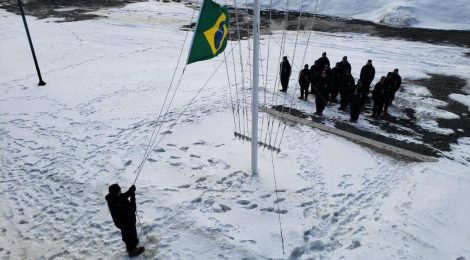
[18,0,46,86]
[251,0,260,175]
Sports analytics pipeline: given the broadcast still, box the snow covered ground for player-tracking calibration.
[1,1,470,259]
[216,0,470,30]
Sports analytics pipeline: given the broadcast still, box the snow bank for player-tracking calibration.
[450,94,470,111]
[209,0,470,30]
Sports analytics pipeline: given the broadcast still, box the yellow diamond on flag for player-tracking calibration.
[203,12,228,55]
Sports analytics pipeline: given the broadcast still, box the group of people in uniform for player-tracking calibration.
[279,52,402,122]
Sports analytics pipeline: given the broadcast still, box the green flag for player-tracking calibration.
[187,0,229,65]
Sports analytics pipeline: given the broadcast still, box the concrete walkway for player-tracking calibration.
[261,107,438,162]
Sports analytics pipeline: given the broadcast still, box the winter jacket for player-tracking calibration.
[372,81,387,102]
[340,61,351,74]
[105,189,136,229]
[360,64,375,86]
[280,61,292,76]
[316,57,330,70]
[299,68,310,87]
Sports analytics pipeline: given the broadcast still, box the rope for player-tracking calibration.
[233,0,249,138]
[270,150,285,254]
[260,0,274,149]
[132,41,241,184]
[224,50,238,134]
[277,0,321,149]
[136,210,151,240]
[224,0,241,135]
[227,5,243,136]
[133,1,199,184]
[268,0,291,147]
[273,0,306,149]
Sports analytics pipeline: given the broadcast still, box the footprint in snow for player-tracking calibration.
[153,148,165,153]
[275,209,288,214]
[300,201,314,207]
[179,146,189,151]
[295,187,312,193]
[190,154,201,158]
[207,158,218,165]
[347,240,361,250]
[191,197,202,203]
[240,240,257,245]
[274,198,285,203]
[193,141,206,145]
[259,194,271,199]
[166,143,177,147]
[236,200,250,205]
[219,204,231,212]
[169,162,181,166]
[260,207,274,212]
[147,158,157,162]
[169,156,180,159]
[195,177,207,183]
[191,165,203,170]
[178,184,190,189]
[244,204,257,209]
[140,199,154,205]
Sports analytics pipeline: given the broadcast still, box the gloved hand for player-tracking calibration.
[130,185,136,192]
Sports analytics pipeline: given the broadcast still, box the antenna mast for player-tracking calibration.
[251,0,260,175]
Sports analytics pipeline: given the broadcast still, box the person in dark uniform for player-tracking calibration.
[339,56,351,74]
[349,79,367,122]
[279,56,292,92]
[315,52,330,70]
[314,71,331,116]
[105,184,145,257]
[383,72,395,115]
[330,62,343,102]
[298,64,310,100]
[339,71,355,111]
[372,76,387,118]
[389,68,402,104]
[309,60,322,94]
[360,60,375,98]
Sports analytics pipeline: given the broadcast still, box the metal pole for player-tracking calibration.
[18,0,46,86]
[251,0,260,175]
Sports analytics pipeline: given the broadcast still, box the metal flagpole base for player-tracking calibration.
[38,80,46,86]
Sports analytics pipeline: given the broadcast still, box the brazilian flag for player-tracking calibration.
[187,0,229,64]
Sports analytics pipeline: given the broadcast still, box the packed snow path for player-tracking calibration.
[1,2,470,259]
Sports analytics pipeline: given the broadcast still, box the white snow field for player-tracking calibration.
[1,1,470,259]
[217,0,470,30]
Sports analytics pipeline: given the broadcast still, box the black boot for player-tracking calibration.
[129,247,145,257]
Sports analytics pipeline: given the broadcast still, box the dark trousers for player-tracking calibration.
[121,224,139,251]
[315,95,327,114]
[339,89,349,109]
[362,83,371,99]
[383,93,393,113]
[388,90,397,105]
[350,97,363,121]
[300,83,309,99]
[330,84,339,100]
[280,75,290,91]
[372,100,384,117]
